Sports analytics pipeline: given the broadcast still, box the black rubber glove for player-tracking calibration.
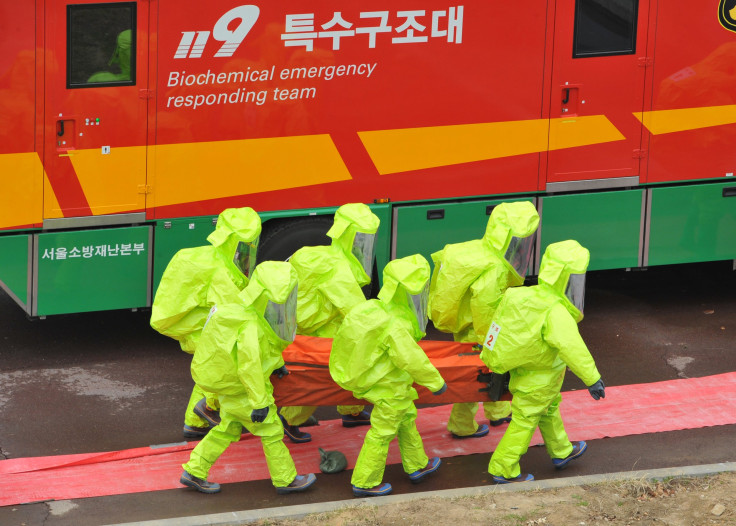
[588,378,606,400]
[250,407,269,423]
[272,365,289,379]
[432,382,448,395]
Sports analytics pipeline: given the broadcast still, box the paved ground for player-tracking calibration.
[0,260,734,525]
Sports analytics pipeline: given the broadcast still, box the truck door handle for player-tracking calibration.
[562,88,570,104]
[57,120,65,137]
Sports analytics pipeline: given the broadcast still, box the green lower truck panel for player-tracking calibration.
[392,197,534,270]
[1,184,733,317]
[0,233,32,308]
[647,181,736,266]
[540,189,644,271]
[35,226,152,316]
[152,216,218,295]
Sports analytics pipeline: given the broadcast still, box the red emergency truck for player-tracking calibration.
[1,0,735,316]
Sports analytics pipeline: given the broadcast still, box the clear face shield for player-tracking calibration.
[233,237,259,278]
[351,231,376,276]
[406,281,430,332]
[263,285,298,342]
[565,272,586,313]
[503,235,535,278]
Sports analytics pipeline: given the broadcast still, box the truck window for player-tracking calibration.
[573,0,638,58]
[67,2,136,88]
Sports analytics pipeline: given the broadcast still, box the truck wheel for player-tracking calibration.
[258,216,333,263]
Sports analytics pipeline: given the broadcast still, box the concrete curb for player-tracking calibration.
[106,462,736,526]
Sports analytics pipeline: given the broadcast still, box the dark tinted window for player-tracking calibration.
[573,0,638,58]
[68,3,136,88]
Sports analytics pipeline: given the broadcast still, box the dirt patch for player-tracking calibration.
[257,472,736,525]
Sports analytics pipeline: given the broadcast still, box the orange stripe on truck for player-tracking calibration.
[150,134,352,207]
[0,153,44,229]
[358,116,625,175]
[70,146,147,216]
[634,105,736,135]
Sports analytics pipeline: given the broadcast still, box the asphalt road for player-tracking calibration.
[0,260,734,525]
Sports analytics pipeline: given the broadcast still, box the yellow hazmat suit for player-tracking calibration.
[429,201,539,436]
[182,261,315,493]
[280,203,380,428]
[150,207,261,435]
[330,254,446,495]
[481,240,603,481]
[87,29,133,83]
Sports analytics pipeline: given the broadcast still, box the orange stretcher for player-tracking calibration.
[272,335,511,407]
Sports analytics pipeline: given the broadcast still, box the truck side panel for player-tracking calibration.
[0,2,43,231]
[642,0,736,185]
[150,1,549,218]
[642,0,736,266]
[2,1,736,317]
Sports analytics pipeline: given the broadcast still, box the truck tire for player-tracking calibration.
[258,216,334,263]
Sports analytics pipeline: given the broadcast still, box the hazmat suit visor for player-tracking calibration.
[263,284,298,342]
[503,235,535,278]
[565,272,586,314]
[233,238,259,278]
[351,232,376,276]
[407,281,430,332]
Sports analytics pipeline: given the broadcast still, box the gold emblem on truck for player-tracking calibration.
[720,0,736,32]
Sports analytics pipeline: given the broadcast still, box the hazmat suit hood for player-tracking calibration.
[110,29,132,79]
[538,240,590,322]
[484,201,540,285]
[377,254,431,339]
[207,207,262,286]
[239,261,299,342]
[86,29,134,83]
[326,203,380,286]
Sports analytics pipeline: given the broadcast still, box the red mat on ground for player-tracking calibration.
[1,372,734,506]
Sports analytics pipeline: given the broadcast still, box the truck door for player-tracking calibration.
[546,0,650,189]
[44,1,149,219]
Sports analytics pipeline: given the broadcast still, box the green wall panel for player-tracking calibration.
[36,226,151,316]
[541,190,643,271]
[648,182,736,266]
[394,197,533,271]
[0,234,30,306]
[152,216,217,294]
